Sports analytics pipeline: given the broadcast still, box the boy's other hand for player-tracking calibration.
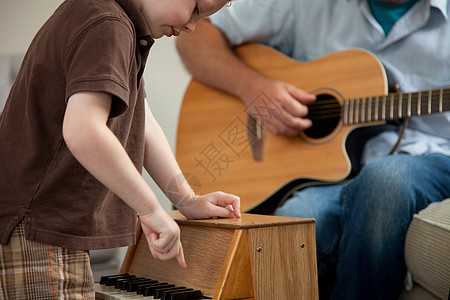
[139,209,187,268]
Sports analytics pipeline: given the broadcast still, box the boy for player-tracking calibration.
[0,0,239,298]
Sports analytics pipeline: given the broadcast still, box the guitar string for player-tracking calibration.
[307,101,449,121]
[306,90,450,110]
[306,91,449,123]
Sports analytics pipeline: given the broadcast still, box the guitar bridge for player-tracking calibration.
[247,115,265,161]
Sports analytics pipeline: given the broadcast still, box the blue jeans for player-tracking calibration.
[274,153,450,300]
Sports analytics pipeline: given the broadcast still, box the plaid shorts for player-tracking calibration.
[0,220,95,299]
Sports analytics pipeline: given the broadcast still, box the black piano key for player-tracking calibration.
[96,273,208,300]
[160,288,193,300]
[154,287,188,299]
[168,290,203,300]
[99,274,129,285]
[115,277,146,289]
[128,279,158,292]
[106,274,136,286]
[137,281,165,295]
[144,283,175,297]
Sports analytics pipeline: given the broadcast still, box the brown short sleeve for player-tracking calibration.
[64,17,135,118]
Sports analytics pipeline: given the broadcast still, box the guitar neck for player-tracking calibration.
[343,87,450,125]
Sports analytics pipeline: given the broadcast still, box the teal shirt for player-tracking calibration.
[368,0,420,36]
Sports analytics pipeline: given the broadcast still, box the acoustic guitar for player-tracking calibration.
[175,43,449,212]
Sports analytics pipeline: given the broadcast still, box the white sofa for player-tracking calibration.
[399,199,450,300]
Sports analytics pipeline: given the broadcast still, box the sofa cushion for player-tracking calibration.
[405,199,450,300]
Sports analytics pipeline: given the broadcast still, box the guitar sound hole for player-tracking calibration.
[304,94,341,139]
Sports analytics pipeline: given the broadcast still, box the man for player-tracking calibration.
[175,1,450,299]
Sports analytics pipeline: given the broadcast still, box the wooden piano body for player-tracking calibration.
[116,211,318,300]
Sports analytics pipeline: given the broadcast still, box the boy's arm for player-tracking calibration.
[176,19,315,136]
[142,99,240,219]
[63,91,186,267]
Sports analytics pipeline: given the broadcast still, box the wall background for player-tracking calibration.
[0,0,192,210]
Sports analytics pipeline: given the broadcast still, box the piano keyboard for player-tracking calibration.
[108,211,318,299]
[94,274,210,300]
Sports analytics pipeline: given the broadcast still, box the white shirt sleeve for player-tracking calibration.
[210,0,296,51]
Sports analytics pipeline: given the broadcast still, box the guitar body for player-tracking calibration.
[176,43,388,212]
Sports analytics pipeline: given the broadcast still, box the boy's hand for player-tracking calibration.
[139,209,187,268]
[176,191,241,220]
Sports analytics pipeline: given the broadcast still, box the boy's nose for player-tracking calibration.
[183,14,199,33]
[183,21,197,33]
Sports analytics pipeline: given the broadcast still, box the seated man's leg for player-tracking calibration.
[332,153,450,300]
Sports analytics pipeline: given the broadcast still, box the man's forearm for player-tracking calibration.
[176,19,264,103]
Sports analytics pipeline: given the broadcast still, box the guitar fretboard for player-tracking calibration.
[343,88,450,125]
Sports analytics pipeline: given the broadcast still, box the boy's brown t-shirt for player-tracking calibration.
[0,0,154,250]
